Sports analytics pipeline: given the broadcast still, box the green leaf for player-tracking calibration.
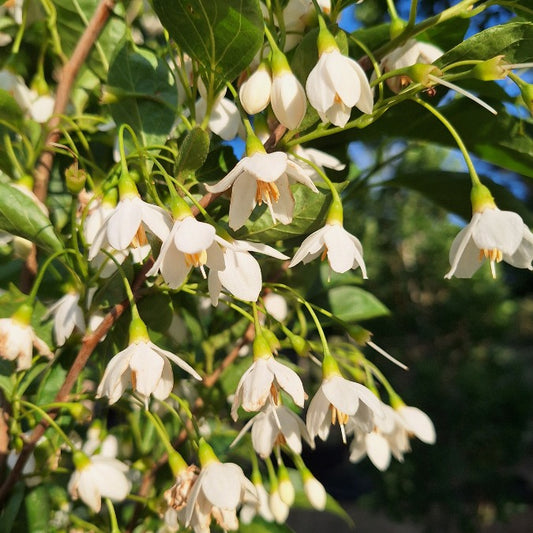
[236,185,331,244]
[355,99,533,179]
[0,360,15,397]
[175,127,211,178]
[152,0,263,91]
[0,481,25,532]
[386,170,533,226]
[0,89,24,128]
[53,0,126,79]
[107,40,178,150]
[328,286,390,322]
[25,485,50,533]
[238,517,295,533]
[436,21,533,67]
[0,183,63,252]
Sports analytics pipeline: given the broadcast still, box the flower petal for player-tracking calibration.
[228,172,257,230]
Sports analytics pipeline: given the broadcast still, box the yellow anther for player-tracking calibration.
[256,181,280,206]
[184,249,207,268]
[130,225,148,248]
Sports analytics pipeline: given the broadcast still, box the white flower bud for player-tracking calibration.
[239,64,272,115]
[304,476,327,510]
[269,488,290,523]
[278,475,295,506]
[271,70,307,130]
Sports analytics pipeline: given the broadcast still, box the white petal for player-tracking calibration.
[129,344,164,397]
[323,52,361,107]
[365,432,391,471]
[243,152,288,183]
[321,376,360,416]
[251,412,277,458]
[218,249,262,302]
[205,163,244,194]
[174,217,215,254]
[77,469,101,512]
[398,406,436,444]
[140,202,172,242]
[269,358,305,407]
[306,387,329,439]
[202,463,243,509]
[271,73,306,130]
[269,174,294,225]
[106,198,141,250]
[241,359,273,411]
[473,209,524,255]
[152,355,174,400]
[154,344,202,381]
[228,172,257,230]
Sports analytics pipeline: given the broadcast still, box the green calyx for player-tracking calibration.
[471,56,507,81]
[470,183,496,214]
[12,303,33,326]
[198,437,219,467]
[253,333,272,361]
[406,64,442,87]
[169,195,192,220]
[128,317,150,344]
[271,48,292,77]
[317,17,339,56]
[72,450,91,470]
[348,325,372,345]
[389,17,407,40]
[321,353,341,379]
[118,174,139,200]
[245,133,266,157]
[389,392,405,410]
[168,451,188,477]
[102,188,118,208]
[325,198,344,225]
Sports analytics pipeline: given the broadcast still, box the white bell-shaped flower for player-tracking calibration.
[206,137,318,230]
[445,185,533,279]
[289,221,367,277]
[208,239,288,306]
[44,292,85,346]
[96,318,201,405]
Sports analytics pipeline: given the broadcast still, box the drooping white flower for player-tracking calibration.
[44,292,85,346]
[96,318,201,405]
[240,476,274,524]
[306,23,373,127]
[269,487,290,523]
[232,402,313,458]
[184,439,257,532]
[302,471,327,511]
[239,63,272,115]
[445,185,533,279]
[148,215,227,290]
[88,177,172,263]
[206,140,318,230]
[306,355,382,443]
[231,336,305,420]
[68,450,131,512]
[348,402,435,471]
[263,293,289,322]
[379,39,443,93]
[196,87,242,141]
[289,221,368,277]
[289,145,345,181]
[208,239,288,306]
[0,69,55,123]
[0,304,52,371]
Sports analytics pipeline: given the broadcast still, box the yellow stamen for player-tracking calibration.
[184,249,207,268]
[270,383,279,405]
[479,248,503,262]
[131,370,137,389]
[320,248,328,261]
[334,93,343,104]
[256,181,280,206]
[130,225,148,248]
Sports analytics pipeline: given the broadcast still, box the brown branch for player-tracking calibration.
[0,259,153,503]
[34,0,116,202]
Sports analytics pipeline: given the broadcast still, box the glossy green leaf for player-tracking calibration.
[175,127,211,177]
[328,286,390,322]
[0,183,63,252]
[152,0,263,92]
[236,185,331,244]
[107,40,178,150]
[53,0,126,79]
[386,170,533,226]
[436,21,533,67]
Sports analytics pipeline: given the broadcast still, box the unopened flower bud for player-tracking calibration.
[262,328,281,353]
[303,471,327,510]
[470,55,507,81]
[269,488,290,523]
[271,50,306,130]
[278,465,295,505]
[239,62,272,115]
[65,163,87,195]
